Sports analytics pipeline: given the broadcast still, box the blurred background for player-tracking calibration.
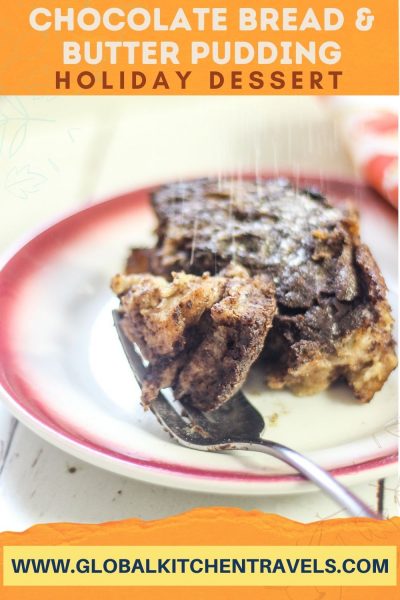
[0,95,398,529]
[0,95,397,252]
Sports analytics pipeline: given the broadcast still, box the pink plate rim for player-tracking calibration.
[0,174,397,490]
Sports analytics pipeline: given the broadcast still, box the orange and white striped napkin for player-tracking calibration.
[326,98,398,209]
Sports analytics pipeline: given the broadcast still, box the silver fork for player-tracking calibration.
[113,311,380,518]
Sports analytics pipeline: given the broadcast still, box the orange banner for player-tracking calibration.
[0,509,399,599]
[0,0,398,94]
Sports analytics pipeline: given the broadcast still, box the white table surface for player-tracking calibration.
[0,95,398,531]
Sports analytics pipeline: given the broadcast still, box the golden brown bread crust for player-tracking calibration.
[112,265,276,410]
[265,304,396,403]
[112,271,224,358]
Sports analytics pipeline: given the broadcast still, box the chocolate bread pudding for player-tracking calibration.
[119,177,396,407]
[112,265,276,410]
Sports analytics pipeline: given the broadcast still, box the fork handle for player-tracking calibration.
[214,439,380,518]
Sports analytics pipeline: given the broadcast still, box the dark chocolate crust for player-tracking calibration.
[140,178,397,402]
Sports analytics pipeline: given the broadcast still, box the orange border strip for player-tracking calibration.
[0,0,398,94]
[1,509,399,599]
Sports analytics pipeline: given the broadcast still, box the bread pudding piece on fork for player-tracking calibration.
[140,177,397,402]
[112,264,276,411]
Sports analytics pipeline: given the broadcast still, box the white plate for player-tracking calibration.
[0,175,398,495]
